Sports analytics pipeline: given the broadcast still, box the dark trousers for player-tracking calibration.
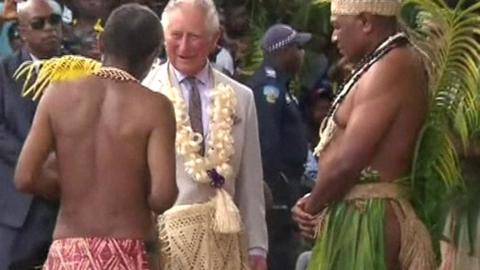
[266,173,306,270]
[267,208,299,270]
[1,198,57,270]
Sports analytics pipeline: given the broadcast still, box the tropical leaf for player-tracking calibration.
[237,25,264,80]
[403,0,480,256]
[311,0,480,259]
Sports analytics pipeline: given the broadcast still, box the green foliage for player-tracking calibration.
[214,2,480,257]
[216,0,332,85]
[403,0,480,256]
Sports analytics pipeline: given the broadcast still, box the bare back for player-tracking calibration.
[46,76,176,240]
[322,46,428,182]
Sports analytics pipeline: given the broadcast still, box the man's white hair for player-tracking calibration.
[161,0,220,36]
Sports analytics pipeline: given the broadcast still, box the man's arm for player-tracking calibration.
[0,0,18,23]
[147,94,178,214]
[14,84,58,197]
[235,90,268,269]
[305,55,408,214]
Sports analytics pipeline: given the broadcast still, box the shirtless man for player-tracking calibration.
[14,4,177,269]
[292,0,434,269]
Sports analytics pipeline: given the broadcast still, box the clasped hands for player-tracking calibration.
[291,194,321,240]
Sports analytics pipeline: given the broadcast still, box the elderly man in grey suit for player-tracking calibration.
[142,0,268,269]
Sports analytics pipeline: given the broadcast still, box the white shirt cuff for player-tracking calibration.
[248,247,267,258]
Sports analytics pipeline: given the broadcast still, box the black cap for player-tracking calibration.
[262,24,312,53]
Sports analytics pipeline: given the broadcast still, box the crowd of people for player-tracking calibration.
[0,0,478,269]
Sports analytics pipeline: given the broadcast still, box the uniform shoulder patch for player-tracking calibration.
[265,67,277,78]
[263,85,280,104]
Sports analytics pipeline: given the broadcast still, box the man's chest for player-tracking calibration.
[334,85,357,129]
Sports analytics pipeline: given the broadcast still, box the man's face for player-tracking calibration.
[331,15,366,63]
[225,6,249,36]
[278,44,305,75]
[164,4,219,76]
[313,98,331,125]
[73,0,114,19]
[71,28,101,60]
[19,0,62,59]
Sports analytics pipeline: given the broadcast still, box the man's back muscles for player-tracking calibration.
[38,77,176,239]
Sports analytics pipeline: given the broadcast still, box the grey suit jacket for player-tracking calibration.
[143,62,268,252]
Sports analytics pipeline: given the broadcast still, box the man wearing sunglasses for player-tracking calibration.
[0,0,63,269]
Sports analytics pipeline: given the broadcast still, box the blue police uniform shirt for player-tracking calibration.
[247,61,308,188]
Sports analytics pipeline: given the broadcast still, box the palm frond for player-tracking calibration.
[236,24,264,81]
[403,0,480,254]
[407,0,480,183]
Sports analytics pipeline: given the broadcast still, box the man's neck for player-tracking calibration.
[75,17,98,27]
[363,30,395,61]
[102,57,137,78]
[265,57,293,78]
[27,48,59,60]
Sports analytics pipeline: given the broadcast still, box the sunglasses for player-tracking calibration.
[30,14,62,30]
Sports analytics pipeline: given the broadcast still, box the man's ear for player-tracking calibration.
[209,30,221,53]
[358,13,373,34]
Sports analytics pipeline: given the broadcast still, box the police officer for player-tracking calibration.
[248,24,310,270]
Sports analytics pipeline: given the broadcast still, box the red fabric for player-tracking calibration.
[43,237,150,270]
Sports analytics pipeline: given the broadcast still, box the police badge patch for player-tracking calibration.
[263,85,280,104]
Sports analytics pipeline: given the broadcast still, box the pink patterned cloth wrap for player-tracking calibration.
[43,237,150,270]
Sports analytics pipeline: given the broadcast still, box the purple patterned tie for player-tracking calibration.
[186,77,205,155]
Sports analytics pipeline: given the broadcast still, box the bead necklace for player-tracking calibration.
[93,66,139,82]
[314,32,408,155]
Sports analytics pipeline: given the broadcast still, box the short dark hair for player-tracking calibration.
[103,3,162,65]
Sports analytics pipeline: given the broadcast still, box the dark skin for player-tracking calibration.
[14,42,178,247]
[17,0,63,59]
[292,13,428,269]
[70,0,114,23]
[266,44,305,76]
[63,0,114,59]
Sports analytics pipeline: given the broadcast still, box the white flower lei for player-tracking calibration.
[164,69,237,185]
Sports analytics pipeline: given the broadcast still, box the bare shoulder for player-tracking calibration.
[358,46,427,100]
[39,80,80,106]
[134,83,175,121]
[139,84,173,108]
[384,46,424,73]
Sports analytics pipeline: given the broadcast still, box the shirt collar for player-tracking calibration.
[172,61,210,86]
[29,53,40,62]
[263,59,292,85]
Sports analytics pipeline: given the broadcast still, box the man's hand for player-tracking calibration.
[249,255,267,270]
[2,0,18,21]
[292,195,318,239]
[439,239,456,270]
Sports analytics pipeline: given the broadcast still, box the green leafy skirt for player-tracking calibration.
[307,199,388,270]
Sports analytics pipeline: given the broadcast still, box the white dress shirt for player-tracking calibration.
[172,63,211,137]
